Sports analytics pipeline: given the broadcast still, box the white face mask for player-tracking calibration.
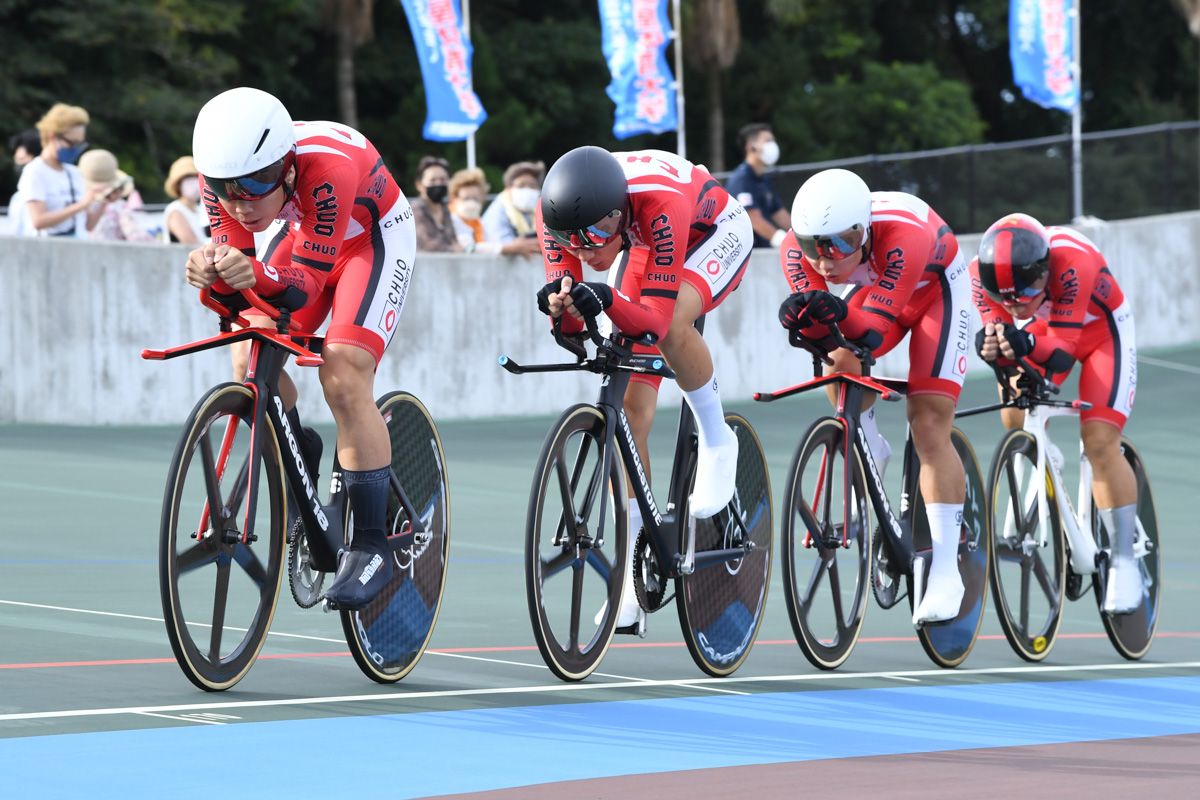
[455,198,483,220]
[510,186,539,212]
[759,140,780,167]
[180,176,201,202]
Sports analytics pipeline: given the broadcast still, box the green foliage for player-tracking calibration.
[0,0,1196,209]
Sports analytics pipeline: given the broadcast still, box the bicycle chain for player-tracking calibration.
[288,518,327,609]
[632,527,670,613]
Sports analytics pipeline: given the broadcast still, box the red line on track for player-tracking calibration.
[2,634,1196,669]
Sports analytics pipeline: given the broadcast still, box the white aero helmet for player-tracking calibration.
[789,168,872,261]
[192,87,297,201]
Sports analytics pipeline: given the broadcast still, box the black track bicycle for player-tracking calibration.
[500,316,773,681]
[756,324,989,670]
[144,287,450,690]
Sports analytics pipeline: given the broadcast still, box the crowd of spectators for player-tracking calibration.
[3,102,789,259]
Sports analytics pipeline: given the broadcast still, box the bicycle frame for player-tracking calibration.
[755,330,918,578]
[143,288,429,569]
[500,317,754,579]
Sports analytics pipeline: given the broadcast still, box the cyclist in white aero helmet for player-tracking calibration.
[778,168,973,625]
[186,86,416,611]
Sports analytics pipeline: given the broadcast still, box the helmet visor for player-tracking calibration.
[203,153,293,202]
[795,224,866,261]
[986,282,1047,307]
[546,209,624,250]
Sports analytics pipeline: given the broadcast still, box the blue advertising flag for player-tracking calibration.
[398,0,487,141]
[598,0,678,139]
[1010,0,1078,112]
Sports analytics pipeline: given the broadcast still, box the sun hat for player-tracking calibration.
[164,155,198,199]
[79,149,134,199]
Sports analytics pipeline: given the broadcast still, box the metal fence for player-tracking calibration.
[726,121,1200,235]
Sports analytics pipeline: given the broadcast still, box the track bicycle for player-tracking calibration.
[755,324,989,670]
[956,359,1161,661]
[143,287,450,690]
[500,316,773,681]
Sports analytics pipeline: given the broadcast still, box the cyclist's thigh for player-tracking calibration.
[325,196,416,365]
[1076,302,1136,429]
[906,253,971,401]
[682,193,753,312]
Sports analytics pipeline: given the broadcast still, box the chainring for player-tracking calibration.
[632,527,670,613]
[288,517,327,609]
[871,524,905,610]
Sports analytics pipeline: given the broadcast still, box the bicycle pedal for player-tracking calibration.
[615,619,647,637]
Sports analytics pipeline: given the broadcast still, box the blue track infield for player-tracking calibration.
[4,676,1200,798]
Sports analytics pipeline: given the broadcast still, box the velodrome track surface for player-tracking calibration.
[2,346,1199,798]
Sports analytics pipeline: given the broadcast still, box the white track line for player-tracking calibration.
[1138,355,1200,376]
[2,661,1198,723]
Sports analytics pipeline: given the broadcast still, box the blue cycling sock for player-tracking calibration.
[343,466,390,544]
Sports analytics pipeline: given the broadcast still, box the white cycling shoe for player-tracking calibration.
[594,582,646,634]
[690,425,738,519]
[1102,559,1144,615]
[913,570,965,626]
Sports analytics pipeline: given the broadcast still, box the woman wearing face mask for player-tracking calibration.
[412,155,463,253]
[17,103,106,237]
[480,160,544,257]
[725,122,791,248]
[162,155,210,244]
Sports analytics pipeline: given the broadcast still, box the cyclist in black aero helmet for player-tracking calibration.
[535,144,755,634]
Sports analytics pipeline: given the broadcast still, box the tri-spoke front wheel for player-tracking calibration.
[781,417,870,670]
[526,404,628,681]
[986,429,1066,661]
[159,383,286,691]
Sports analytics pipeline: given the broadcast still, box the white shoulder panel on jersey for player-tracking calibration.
[871,191,931,221]
[296,144,352,159]
[1048,226,1099,252]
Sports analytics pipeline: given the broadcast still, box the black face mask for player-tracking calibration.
[13,162,25,179]
[425,184,448,205]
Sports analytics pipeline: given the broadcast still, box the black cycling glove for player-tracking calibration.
[569,281,614,318]
[536,277,564,316]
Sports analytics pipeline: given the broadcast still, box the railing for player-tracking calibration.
[719,121,1200,234]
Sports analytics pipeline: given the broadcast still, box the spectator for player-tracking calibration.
[18,103,105,237]
[481,160,543,256]
[5,129,40,235]
[412,155,463,253]
[162,156,209,244]
[78,149,153,242]
[725,123,791,248]
[448,167,488,251]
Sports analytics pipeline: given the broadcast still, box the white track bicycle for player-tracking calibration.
[959,359,1161,661]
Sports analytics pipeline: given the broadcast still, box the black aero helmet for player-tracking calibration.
[977,213,1052,306]
[541,146,629,249]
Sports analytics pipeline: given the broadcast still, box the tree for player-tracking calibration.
[323,0,376,128]
[685,0,740,172]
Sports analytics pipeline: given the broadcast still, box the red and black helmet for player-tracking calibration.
[977,213,1052,306]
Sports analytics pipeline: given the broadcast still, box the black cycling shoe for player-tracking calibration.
[325,529,392,610]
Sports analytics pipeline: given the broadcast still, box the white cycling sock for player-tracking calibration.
[683,377,730,449]
[859,406,890,468]
[926,502,964,578]
[1099,503,1137,562]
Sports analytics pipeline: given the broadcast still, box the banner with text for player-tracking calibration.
[399,0,487,141]
[1010,0,1078,112]
[598,0,678,139]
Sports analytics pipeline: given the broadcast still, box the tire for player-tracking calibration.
[1091,438,1161,660]
[525,404,628,681]
[780,417,871,670]
[676,413,774,677]
[340,392,451,683]
[986,429,1066,662]
[911,428,990,668]
[159,383,286,691]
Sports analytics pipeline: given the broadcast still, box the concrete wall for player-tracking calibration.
[2,210,1199,425]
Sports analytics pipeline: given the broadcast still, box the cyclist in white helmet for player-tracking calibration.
[778,168,973,625]
[186,87,416,610]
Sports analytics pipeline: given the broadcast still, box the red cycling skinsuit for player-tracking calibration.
[202,119,416,364]
[537,148,754,390]
[781,192,973,400]
[969,226,1136,429]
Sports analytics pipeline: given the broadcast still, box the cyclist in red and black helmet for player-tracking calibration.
[970,213,1142,614]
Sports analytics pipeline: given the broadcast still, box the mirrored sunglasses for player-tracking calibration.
[795,224,866,261]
